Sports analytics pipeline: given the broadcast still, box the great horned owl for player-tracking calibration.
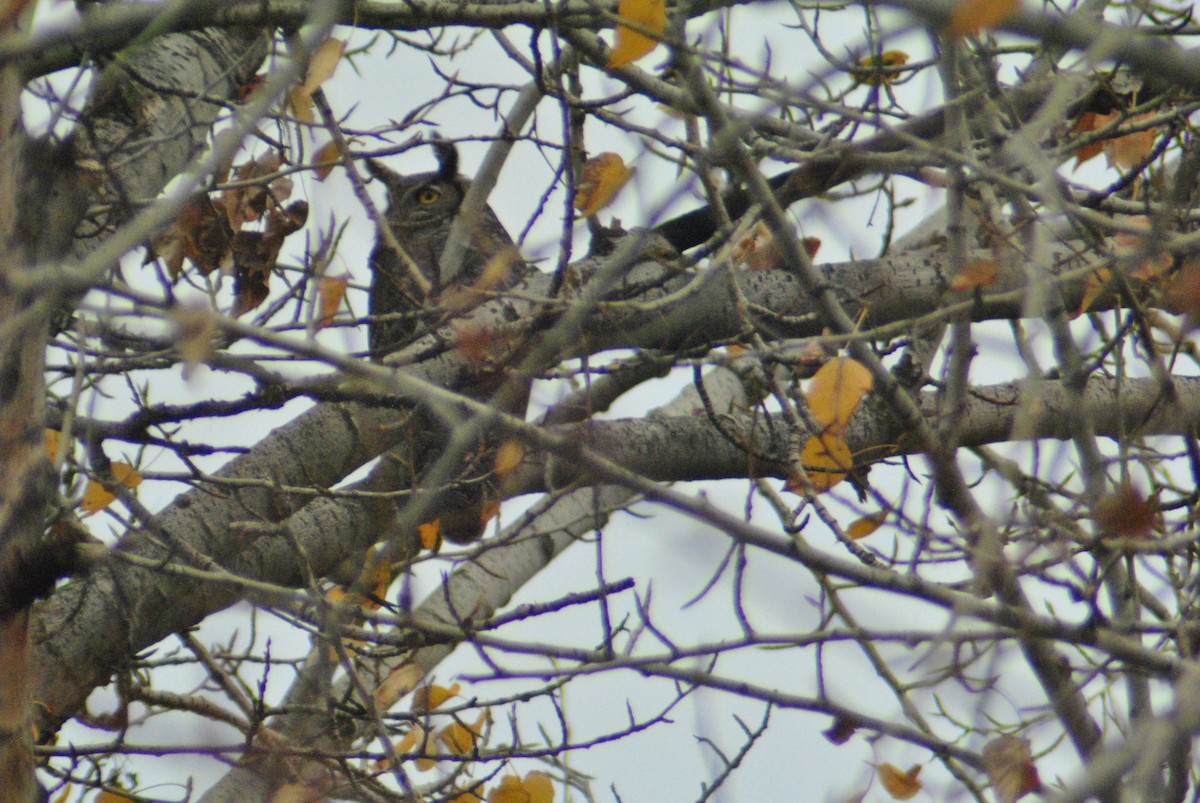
[366,142,525,544]
[366,141,517,360]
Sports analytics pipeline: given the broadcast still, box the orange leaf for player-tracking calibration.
[575,153,634,217]
[948,259,999,291]
[878,763,923,800]
[81,462,143,514]
[1072,112,1106,167]
[43,429,62,464]
[732,222,820,271]
[982,735,1042,803]
[788,433,852,494]
[479,497,501,525]
[851,50,910,86]
[1105,113,1159,170]
[608,0,666,68]
[412,683,461,714]
[488,773,554,803]
[494,439,526,481]
[317,274,349,330]
[847,511,887,540]
[1113,223,1172,282]
[96,791,137,803]
[418,519,441,550]
[313,139,344,181]
[946,0,1019,36]
[439,711,489,756]
[1165,259,1200,316]
[806,357,874,434]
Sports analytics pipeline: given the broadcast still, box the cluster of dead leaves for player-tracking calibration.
[873,735,1039,801]
[786,357,873,495]
[149,150,310,317]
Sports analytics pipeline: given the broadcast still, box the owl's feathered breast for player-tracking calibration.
[367,165,516,360]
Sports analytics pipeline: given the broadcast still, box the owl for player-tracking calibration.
[366,141,518,360]
[366,142,525,543]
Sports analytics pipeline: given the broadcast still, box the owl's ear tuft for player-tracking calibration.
[431,139,459,182]
[364,158,401,185]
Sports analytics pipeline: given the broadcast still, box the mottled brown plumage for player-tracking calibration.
[366,143,524,543]
[366,142,516,360]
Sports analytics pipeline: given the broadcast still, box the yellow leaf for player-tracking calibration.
[488,773,553,803]
[608,0,666,68]
[982,735,1042,803]
[52,784,72,803]
[474,247,520,291]
[1076,268,1112,317]
[879,763,923,800]
[806,357,873,434]
[575,153,634,217]
[789,433,852,494]
[851,50,910,86]
[847,512,887,540]
[81,462,143,515]
[317,274,349,330]
[44,429,62,464]
[269,783,324,803]
[418,519,441,550]
[288,38,345,124]
[302,38,346,94]
[948,259,999,292]
[412,682,461,713]
[288,86,315,124]
[438,711,489,756]
[494,439,526,481]
[523,772,554,803]
[396,724,439,771]
[946,0,1019,36]
[313,139,344,181]
[488,776,527,803]
[375,663,423,712]
[97,791,136,803]
[171,302,216,377]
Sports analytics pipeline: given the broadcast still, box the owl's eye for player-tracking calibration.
[416,187,441,205]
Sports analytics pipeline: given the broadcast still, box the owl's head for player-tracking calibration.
[366,141,466,230]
